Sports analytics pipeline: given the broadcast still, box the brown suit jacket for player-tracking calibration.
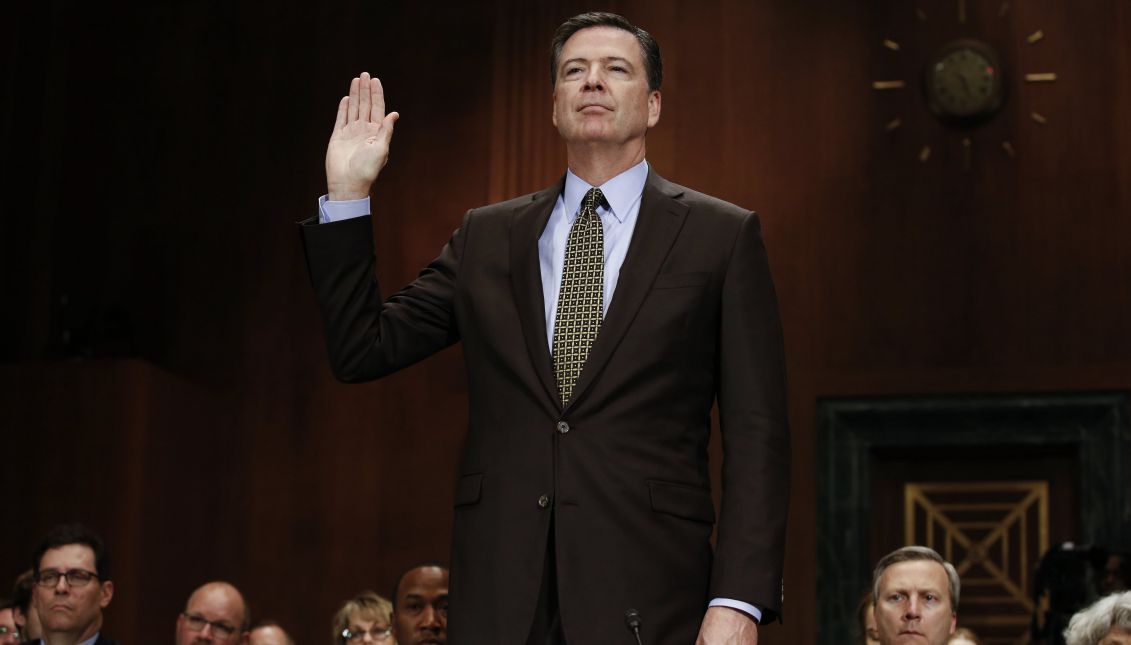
[301,170,789,645]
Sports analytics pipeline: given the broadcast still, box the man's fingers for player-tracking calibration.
[358,71,372,123]
[371,76,386,122]
[347,76,360,122]
[380,111,400,146]
[333,96,349,132]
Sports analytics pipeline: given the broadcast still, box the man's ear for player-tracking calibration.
[949,612,957,634]
[99,580,114,608]
[647,90,661,128]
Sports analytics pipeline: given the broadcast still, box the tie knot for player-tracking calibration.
[582,187,606,213]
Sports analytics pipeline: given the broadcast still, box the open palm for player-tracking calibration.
[325,72,400,201]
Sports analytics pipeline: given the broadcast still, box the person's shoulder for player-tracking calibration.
[470,177,565,218]
[648,173,755,221]
[94,636,123,645]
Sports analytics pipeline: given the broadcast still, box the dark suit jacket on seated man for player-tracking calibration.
[301,12,789,645]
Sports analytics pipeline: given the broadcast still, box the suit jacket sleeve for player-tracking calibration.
[710,210,790,621]
[298,212,467,382]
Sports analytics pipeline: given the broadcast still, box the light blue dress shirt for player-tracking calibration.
[317,159,763,624]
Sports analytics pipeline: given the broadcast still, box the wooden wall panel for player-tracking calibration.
[1,2,1128,643]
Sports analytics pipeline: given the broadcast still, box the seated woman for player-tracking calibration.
[1063,590,1131,645]
[332,591,396,644]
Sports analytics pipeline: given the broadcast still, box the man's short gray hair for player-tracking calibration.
[1063,590,1131,645]
[872,546,961,610]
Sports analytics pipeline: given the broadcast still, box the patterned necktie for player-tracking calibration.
[552,187,606,404]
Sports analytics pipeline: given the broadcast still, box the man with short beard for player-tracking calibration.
[391,565,448,645]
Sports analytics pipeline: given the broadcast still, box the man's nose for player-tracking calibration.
[53,577,70,594]
[421,606,441,628]
[583,65,605,90]
[197,623,215,641]
[904,598,922,619]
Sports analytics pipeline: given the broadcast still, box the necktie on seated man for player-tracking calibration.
[552,187,606,405]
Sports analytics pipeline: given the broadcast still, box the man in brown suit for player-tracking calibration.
[302,12,789,645]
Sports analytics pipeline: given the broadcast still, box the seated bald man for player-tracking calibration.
[175,582,250,645]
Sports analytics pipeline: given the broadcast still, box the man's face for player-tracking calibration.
[874,560,956,645]
[0,608,19,645]
[393,566,449,645]
[552,26,660,148]
[1101,555,1129,595]
[175,583,248,645]
[33,544,113,641]
[13,600,43,641]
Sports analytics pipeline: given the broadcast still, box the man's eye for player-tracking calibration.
[609,66,627,73]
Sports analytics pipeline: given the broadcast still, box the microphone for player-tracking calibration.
[624,608,644,645]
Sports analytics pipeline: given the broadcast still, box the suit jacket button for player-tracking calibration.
[556,421,570,434]
[537,494,550,509]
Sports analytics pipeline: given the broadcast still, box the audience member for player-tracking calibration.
[332,591,394,644]
[1100,553,1131,596]
[30,523,119,645]
[856,590,880,645]
[0,600,19,645]
[248,620,294,645]
[872,546,959,645]
[947,626,982,644]
[175,581,250,645]
[391,565,447,645]
[1063,590,1131,645]
[10,571,41,642]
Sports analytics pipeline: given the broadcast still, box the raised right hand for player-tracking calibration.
[325,72,400,201]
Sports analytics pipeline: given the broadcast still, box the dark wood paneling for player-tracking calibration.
[1,2,1128,643]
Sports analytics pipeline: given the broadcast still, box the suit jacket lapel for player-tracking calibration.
[565,171,689,412]
[510,177,565,410]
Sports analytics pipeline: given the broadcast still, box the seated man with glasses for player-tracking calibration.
[175,581,250,645]
[28,523,119,645]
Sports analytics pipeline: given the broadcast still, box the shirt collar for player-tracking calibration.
[562,159,649,224]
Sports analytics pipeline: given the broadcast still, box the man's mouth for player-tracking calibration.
[578,103,612,112]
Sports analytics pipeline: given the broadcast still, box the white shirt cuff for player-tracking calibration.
[318,194,371,224]
[708,597,763,624]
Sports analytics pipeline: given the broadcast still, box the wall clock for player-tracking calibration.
[871,1,1058,169]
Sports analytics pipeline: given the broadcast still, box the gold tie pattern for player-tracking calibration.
[552,187,606,404]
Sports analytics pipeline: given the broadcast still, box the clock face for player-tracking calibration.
[925,39,1005,123]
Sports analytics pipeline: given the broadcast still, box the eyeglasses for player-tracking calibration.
[181,612,239,639]
[33,569,99,588]
[341,626,393,641]
[0,625,21,639]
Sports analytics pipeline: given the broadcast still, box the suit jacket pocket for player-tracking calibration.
[454,473,484,507]
[647,479,716,524]
[652,271,710,290]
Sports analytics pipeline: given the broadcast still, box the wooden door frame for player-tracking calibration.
[815,391,1129,644]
